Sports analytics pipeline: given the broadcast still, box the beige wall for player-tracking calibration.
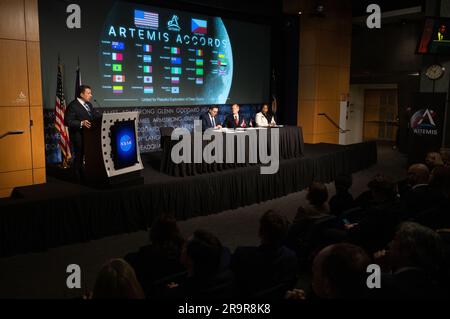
[284,0,352,144]
[0,0,45,198]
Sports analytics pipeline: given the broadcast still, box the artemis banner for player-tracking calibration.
[408,92,446,164]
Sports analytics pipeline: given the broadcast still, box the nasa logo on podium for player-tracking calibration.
[120,135,133,152]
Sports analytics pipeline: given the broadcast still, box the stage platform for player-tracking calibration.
[0,142,377,257]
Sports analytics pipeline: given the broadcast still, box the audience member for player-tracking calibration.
[348,175,402,254]
[414,166,450,229]
[329,174,354,216]
[286,182,339,267]
[92,259,145,299]
[310,243,371,299]
[425,151,444,171]
[232,210,298,298]
[124,215,185,297]
[170,230,234,300]
[377,222,444,299]
[400,163,435,219]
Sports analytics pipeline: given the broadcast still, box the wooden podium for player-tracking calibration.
[83,112,144,187]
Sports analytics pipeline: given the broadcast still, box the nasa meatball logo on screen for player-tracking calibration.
[120,134,133,152]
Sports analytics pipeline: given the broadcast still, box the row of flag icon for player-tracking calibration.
[113,86,155,94]
[112,41,152,53]
[134,10,208,35]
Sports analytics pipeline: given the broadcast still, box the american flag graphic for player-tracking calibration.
[134,10,159,29]
[54,63,72,165]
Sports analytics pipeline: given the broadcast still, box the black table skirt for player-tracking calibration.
[161,126,305,177]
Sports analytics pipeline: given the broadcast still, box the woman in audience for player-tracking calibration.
[92,258,145,299]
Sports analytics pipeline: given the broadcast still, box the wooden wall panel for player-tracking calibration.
[0,170,33,190]
[30,106,45,169]
[0,0,46,197]
[288,0,351,145]
[298,66,316,101]
[33,167,46,184]
[0,39,29,107]
[0,0,26,40]
[25,0,40,41]
[27,41,43,106]
[0,107,32,173]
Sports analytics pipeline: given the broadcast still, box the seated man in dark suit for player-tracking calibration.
[348,176,402,254]
[64,85,100,181]
[223,104,247,128]
[401,163,435,219]
[231,210,298,298]
[414,166,450,229]
[329,174,354,216]
[199,106,222,131]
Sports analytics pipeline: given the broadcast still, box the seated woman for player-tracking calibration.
[255,104,276,127]
[92,259,145,299]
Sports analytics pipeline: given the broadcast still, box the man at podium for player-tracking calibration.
[65,85,99,181]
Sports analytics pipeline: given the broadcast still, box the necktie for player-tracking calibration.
[211,116,216,127]
[84,103,92,116]
[234,115,239,126]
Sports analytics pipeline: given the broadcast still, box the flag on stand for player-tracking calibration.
[75,57,82,98]
[54,59,72,167]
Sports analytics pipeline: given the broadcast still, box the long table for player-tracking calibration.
[160,126,304,177]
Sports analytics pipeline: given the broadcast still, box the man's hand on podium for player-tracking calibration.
[81,120,92,129]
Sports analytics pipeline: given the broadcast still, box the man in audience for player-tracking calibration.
[402,163,433,219]
[348,175,402,254]
[377,222,444,299]
[170,230,234,300]
[232,210,298,298]
[329,174,354,216]
[414,166,450,229]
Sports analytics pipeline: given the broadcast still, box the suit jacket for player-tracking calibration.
[224,113,247,129]
[376,268,443,299]
[64,99,99,146]
[401,184,436,219]
[199,112,218,131]
[348,200,402,254]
